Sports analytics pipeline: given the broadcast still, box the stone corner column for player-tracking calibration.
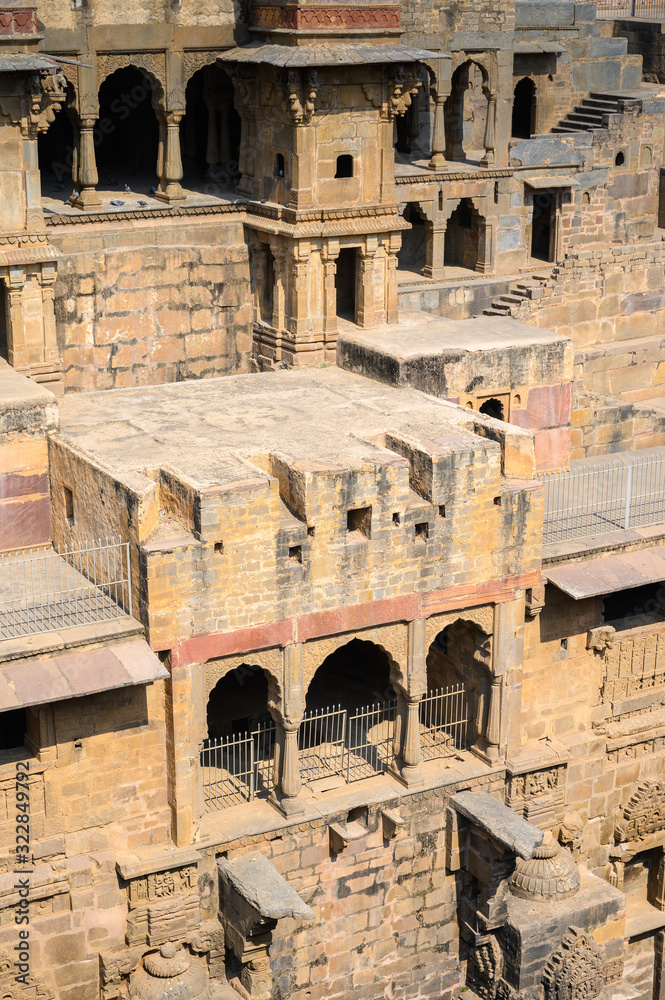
[72,116,101,210]
[156,111,186,205]
[268,644,305,817]
[428,89,449,172]
[390,619,426,788]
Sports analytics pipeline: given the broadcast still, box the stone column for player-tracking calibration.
[269,644,304,816]
[385,236,400,324]
[72,117,101,209]
[480,91,497,167]
[156,112,185,204]
[652,848,665,911]
[39,264,60,372]
[484,675,502,761]
[390,619,426,787]
[424,221,447,279]
[476,221,494,274]
[271,244,287,333]
[428,92,448,171]
[321,243,338,347]
[356,247,376,328]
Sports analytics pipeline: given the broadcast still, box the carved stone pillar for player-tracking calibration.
[480,92,497,168]
[476,221,494,274]
[428,92,448,171]
[652,848,665,911]
[72,117,101,209]
[356,248,376,328]
[156,112,185,204]
[385,237,400,324]
[424,222,447,279]
[390,619,425,787]
[39,265,60,371]
[484,675,502,760]
[270,244,287,332]
[321,243,338,346]
[269,644,304,816]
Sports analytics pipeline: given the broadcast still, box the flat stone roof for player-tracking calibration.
[56,368,495,489]
[339,311,569,361]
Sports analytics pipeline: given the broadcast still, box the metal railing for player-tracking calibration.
[420,685,472,760]
[540,451,665,546]
[0,537,132,640]
[200,720,276,811]
[595,0,665,17]
[201,685,471,813]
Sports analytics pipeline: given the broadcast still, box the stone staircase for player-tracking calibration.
[552,93,625,134]
[482,272,554,317]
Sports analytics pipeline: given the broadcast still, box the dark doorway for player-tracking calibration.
[445,61,488,162]
[206,665,271,740]
[479,397,504,421]
[259,247,275,324]
[335,154,353,178]
[306,639,393,713]
[531,191,555,261]
[38,97,75,191]
[398,204,427,273]
[335,247,356,319]
[181,65,240,191]
[96,67,160,188]
[512,78,536,139]
[444,199,481,270]
[0,707,26,750]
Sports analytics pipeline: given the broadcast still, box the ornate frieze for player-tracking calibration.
[0,6,37,33]
[542,927,604,1000]
[250,3,400,28]
[615,777,665,843]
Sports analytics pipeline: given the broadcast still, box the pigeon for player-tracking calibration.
[110,200,124,206]
[70,191,79,200]
[137,200,147,207]
[149,186,157,194]
[124,184,131,192]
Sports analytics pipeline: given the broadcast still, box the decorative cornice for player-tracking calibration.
[396,168,513,184]
[44,202,245,226]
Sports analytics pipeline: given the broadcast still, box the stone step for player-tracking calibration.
[482,308,509,316]
[580,100,620,113]
[552,125,586,133]
[497,293,526,304]
[567,112,605,125]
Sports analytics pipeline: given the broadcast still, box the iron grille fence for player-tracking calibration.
[420,685,472,760]
[201,684,471,813]
[595,0,665,17]
[540,451,665,546]
[0,537,133,639]
[200,720,276,812]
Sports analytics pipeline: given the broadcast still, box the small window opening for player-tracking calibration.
[64,486,74,525]
[615,151,625,166]
[560,638,568,650]
[392,512,401,526]
[274,153,285,177]
[415,522,429,540]
[493,496,502,506]
[335,154,353,178]
[494,180,499,203]
[289,545,302,564]
[347,506,371,539]
[438,505,446,518]
[214,541,224,555]
[438,189,444,212]
[307,526,315,537]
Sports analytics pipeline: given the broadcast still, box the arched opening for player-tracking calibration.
[615,150,625,167]
[335,154,353,178]
[38,90,75,199]
[180,65,240,194]
[444,198,483,271]
[306,639,393,713]
[96,67,160,190]
[201,665,275,809]
[304,639,396,782]
[511,77,536,139]
[398,203,427,275]
[207,665,271,739]
[479,397,504,420]
[426,620,491,747]
[445,60,488,163]
[335,247,356,320]
[274,153,285,177]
